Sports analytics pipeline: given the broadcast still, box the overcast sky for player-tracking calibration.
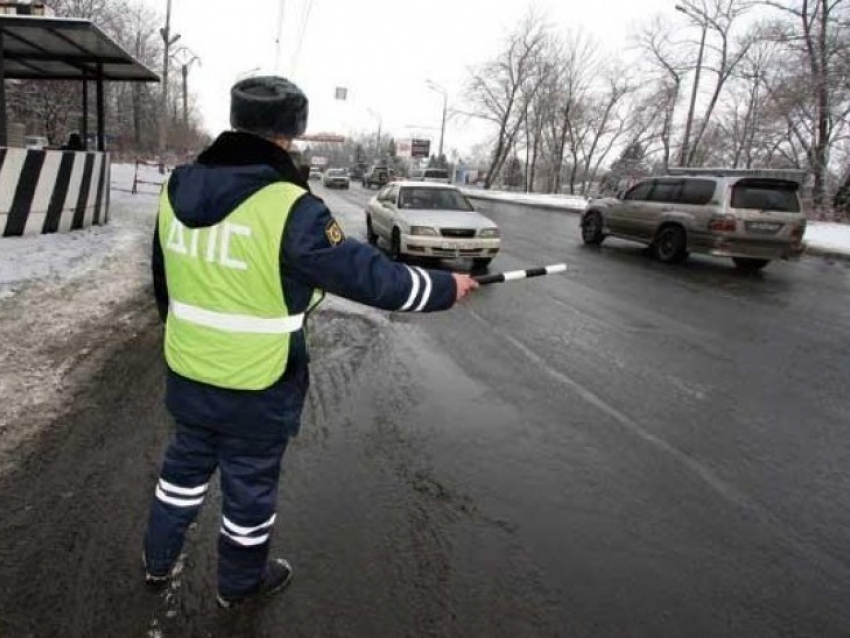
[152,0,681,156]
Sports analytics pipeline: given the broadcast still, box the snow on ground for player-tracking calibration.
[0,163,163,474]
[803,221,850,255]
[0,163,165,299]
[0,167,379,475]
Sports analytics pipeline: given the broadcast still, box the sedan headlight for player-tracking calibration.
[409,226,438,236]
[478,228,500,238]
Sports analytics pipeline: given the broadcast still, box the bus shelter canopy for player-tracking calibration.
[0,14,158,81]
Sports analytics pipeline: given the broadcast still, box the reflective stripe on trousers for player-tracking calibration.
[143,422,289,597]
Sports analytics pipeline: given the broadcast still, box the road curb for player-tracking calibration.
[804,246,850,263]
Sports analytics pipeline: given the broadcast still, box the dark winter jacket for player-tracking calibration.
[152,131,457,438]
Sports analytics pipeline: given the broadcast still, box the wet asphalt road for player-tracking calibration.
[1,183,849,637]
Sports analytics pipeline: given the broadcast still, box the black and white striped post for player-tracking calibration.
[473,263,568,286]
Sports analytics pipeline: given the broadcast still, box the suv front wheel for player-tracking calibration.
[653,225,689,264]
[582,211,605,245]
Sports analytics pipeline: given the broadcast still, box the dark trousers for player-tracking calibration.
[144,421,289,597]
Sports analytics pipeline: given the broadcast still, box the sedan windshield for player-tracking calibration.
[398,187,473,211]
[327,169,346,177]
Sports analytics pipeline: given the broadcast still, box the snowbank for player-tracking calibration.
[804,221,850,256]
[0,163,162,299]
[462,188,589,212]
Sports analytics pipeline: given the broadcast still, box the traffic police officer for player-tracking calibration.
[143,76,478,608]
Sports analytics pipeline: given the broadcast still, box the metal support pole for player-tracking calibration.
[158,0,178,162]
[439,93,447,160]
[181,63,188,130]
[679,17,706,167]
[426,80,448,163]
[96,64,105,151]
[0,31,7,147]
[82,78,89,150]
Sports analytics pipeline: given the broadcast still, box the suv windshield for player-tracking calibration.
[424,169,449,179]
[399,187,472,211]
[731,179,800,213]
[327,169,346,176]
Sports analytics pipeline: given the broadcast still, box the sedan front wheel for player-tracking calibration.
[390,228,403,262]
[366,215,378,245]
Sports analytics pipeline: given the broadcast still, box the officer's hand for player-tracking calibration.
[452,274,479,302]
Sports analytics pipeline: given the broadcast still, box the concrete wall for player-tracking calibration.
[0,148,111,238]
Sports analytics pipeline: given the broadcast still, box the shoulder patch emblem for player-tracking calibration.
[325,219,345,246]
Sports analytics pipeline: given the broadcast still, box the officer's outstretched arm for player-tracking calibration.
[282,197,457,312]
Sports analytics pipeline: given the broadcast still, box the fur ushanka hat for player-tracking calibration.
[230,76,309,138]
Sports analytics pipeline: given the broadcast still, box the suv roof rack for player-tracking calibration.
[665,167,807,184]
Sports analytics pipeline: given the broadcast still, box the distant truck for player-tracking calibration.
[362,165,391,189]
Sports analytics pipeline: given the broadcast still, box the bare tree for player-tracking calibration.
[758,0,850,206]
[635,17,687,171]
[543,29,600,193]
[466,11,550,189]
[676,0,754,166]
[578,71,635,194]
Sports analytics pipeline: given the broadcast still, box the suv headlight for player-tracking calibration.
[478,228,500,238]
[410,226,438,236]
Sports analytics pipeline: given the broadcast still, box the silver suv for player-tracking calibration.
[581,169,807,271]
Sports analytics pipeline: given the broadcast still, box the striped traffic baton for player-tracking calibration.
[473,263,568,285]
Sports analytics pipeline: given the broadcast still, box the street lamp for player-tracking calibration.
[425,79,447,161]
[675,3,708,167]
[175,47,200,130]
[159,0,181,162]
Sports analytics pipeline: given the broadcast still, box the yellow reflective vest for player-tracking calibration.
[158,181,307,390]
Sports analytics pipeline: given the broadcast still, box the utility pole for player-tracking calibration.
[178,52,200,131]
[158,0,181,165]
[426,80,448,163]
[367,108,382,161]
[676,3,707,168]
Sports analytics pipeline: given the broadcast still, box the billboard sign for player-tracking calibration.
[411,139,430,159]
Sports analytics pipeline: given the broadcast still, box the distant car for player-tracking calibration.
[580,170,807,271]
[24,135,49,150]
[409,168,451,184]
[323,168,350,189]
[365,182,500,269]
[309,166,322,181]
[362,166,390,189]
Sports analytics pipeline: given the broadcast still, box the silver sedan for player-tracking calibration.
[365,182,500,269]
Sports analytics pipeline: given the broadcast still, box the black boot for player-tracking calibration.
[216,558,293,609]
